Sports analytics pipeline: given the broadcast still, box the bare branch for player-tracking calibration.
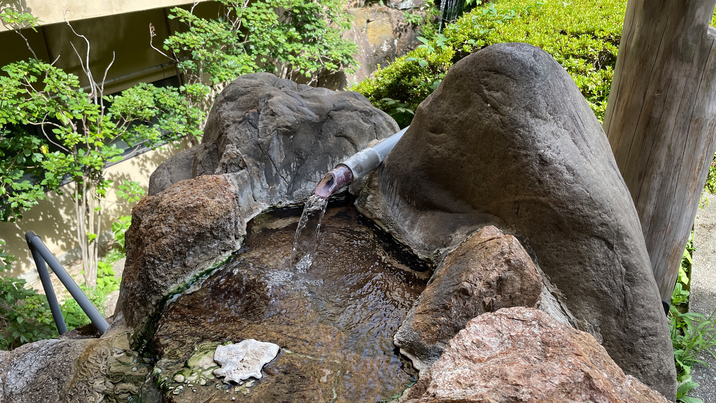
[100,51,116,95]
[65,12,99,102]
[150,23,172,60]
[189,1,200,16]
[10,28,38,59]
[49,54,62,66]
[33,121,71,153]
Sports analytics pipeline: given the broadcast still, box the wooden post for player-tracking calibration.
[604,0,716,301]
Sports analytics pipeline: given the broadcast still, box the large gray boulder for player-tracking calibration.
[149,72,400,204]
[357,43,676,399]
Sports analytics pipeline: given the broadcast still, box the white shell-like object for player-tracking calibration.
[213,339,280,383]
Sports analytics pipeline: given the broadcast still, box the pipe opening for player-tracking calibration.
[314,165,353,199]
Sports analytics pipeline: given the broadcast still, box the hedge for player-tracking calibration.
[353,0,627,125]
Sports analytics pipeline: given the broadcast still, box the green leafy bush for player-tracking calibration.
[705,160,716,194]
[0,276,57,350]
[670,232,714,403]
[156,0,357,114]
[354,0,626,125]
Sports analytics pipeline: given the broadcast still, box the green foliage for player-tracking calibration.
[404,9,427,26]
[670,233,712,402]
[677,378,703,403]
[403,0,440,39]
[0,276,57,350]
[672,233,695,307]
[0,8,40,29]
[379,97,416,128]
[0,9,202,288]
[356,38,453,127]
[0,240,15,272]
[158,0,358,111]
[670,306,716,402]
[112,215,132,250]
[354,0,625,126]
[705,159,716,195]
[0,243,56,350]
[112,179,144,250]
[117,180,145,204]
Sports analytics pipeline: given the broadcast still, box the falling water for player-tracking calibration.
[290,194,329,270]
[438,0,461,33]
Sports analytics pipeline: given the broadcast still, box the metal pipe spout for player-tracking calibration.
[314,127,408,198]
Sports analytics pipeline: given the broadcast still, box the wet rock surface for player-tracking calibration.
[400,307,669,403]
[118,175,242,330]
[151,205,427,402]
[357,42,676,398]
[394,225,542,371]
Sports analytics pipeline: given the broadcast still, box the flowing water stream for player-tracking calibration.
[290,194,329,270]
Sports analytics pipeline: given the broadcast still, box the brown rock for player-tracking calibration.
[401,307,669,403]
[394,225,542,370]
[118,175,242,330]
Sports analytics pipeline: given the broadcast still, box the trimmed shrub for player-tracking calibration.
[353,0,627,125]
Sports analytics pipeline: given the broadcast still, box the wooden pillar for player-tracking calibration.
[604,0,716,301]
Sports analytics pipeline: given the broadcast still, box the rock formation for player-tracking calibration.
[149,73,399,202]
[400,307,670,403]
[0,322,150,403]
[356,42,676,399]
[0,45,677,402]
[394,226,542,371]
[118,175,242,330]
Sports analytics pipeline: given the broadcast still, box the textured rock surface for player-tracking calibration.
[118,175,242,329]
[400,307,669,403]
[357,43,676,398]
[0,326,146,403]
[394,225,541,370]
[140,73,398,334]
[213,340,280,383]
[339,5,422,87]
[149,73,399,203]
[147,147,198,196]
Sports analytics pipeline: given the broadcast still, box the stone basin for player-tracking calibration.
[151,202,429,402]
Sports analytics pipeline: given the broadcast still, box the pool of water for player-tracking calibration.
[152,203,429,402]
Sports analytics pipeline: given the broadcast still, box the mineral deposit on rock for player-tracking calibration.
[213,339,280,383]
